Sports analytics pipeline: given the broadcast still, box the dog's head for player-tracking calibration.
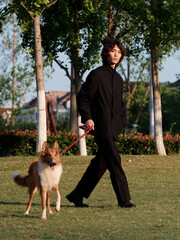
[40,141,61,170]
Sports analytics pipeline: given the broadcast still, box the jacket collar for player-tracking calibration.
[103,63,116,75]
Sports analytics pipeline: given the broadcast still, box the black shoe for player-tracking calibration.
[118,201,136,208]
[66,190,89,208]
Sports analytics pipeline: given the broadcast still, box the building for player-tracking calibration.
[15,91,71,131]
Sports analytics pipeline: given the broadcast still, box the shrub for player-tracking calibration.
[0,130,179,156]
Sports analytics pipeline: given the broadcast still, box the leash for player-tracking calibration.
[59,126,93,156]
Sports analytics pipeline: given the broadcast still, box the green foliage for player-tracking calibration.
[161,83,180,134]
[86,135,98,155]
[0,115,9,132]
[123,81,180,134]
[57,116,70,132]
[0,116,36,132]
[0,4,36,107]
[125,0,180,56]
[39,0,107,71]
[0,130,179,156]
[9,0,58,18]
[0,130,37,156]
[124,80,149,132]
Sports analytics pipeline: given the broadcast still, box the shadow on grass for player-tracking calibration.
[61,204,106,209]
[0,212,39,219]
[0,201,107,209]
[10,214,39,219]
[0,201,40,206]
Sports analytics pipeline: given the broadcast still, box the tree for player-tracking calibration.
[13,0,159,154]
[150,0,166,155]
[119,51,150,128]
[0,2,35,115]
[150,0,179,155]
[161,82,180,135]
[39,0,144,154]
[131,85,150,132]
[7,0,57,153]
[38,0,107,155]
[124,0,180,155]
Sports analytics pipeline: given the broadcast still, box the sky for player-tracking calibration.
[44,51,180,95]
[4,49,178,106]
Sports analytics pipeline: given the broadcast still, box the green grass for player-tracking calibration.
[0,155,179,240]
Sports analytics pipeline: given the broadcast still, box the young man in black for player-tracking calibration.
[66,40,136,208]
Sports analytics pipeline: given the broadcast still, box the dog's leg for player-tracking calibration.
[46,191,53,214]
[25,186,37,215]
[41,188,47,219]
[53,186,61,212]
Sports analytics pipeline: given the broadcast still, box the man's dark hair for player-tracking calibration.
[101,40,126,65]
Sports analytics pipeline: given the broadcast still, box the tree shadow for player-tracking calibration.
[0,201,40,206]
[0,201,106,209]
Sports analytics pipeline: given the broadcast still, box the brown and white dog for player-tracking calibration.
[11,141,63,219]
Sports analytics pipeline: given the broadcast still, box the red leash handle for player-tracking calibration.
[59,126,92,156]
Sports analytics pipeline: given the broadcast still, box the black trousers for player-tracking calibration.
[75,135,131,203]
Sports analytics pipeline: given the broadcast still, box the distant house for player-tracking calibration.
[15,91,70,131]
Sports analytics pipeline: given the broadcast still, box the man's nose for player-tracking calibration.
[114,51,118,56]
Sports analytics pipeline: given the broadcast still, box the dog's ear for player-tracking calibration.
[53,141,59,153]
[42,141,49,154]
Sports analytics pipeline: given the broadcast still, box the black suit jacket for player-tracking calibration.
[77,64,125,140]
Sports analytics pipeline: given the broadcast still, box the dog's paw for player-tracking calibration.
[42,210,47,219]
[24,211,29,215]
[56,207,60,212]
[49,210,53,214]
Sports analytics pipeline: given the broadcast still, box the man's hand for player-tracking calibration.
[85,119,94,130]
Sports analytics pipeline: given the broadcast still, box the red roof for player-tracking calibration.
[0,108,12,115]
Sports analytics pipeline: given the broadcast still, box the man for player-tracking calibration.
[66,40,136,208]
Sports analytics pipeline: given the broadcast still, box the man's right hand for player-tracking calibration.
[84,119,94,130]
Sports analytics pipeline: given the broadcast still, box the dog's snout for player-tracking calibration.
[52,160,56,166]
[48,159,56,167]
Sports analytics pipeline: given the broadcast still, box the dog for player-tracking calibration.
[11,141,63,219]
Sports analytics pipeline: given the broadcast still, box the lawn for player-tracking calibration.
[0,155,179,240]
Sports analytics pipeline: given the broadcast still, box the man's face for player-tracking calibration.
[107,44,122,68]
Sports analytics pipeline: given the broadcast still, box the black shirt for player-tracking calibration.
[77,64,124,140]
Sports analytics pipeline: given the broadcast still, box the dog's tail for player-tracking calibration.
[11,173,28,187]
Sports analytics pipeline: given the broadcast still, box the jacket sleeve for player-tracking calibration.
[77,70,97,123]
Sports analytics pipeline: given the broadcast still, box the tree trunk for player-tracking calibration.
[125,58,147,128]
[11,13,16,125]
[70,64,78,132]
[133,86,150,126]
[151,0,166,155]
[151,48,166,155]
[34,15,47,153]
[149,56,154,137]
[77,114,87,156]
[75,70,87,156]
[124,56,130,127]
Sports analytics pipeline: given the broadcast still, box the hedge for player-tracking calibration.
[0,130,179,156]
